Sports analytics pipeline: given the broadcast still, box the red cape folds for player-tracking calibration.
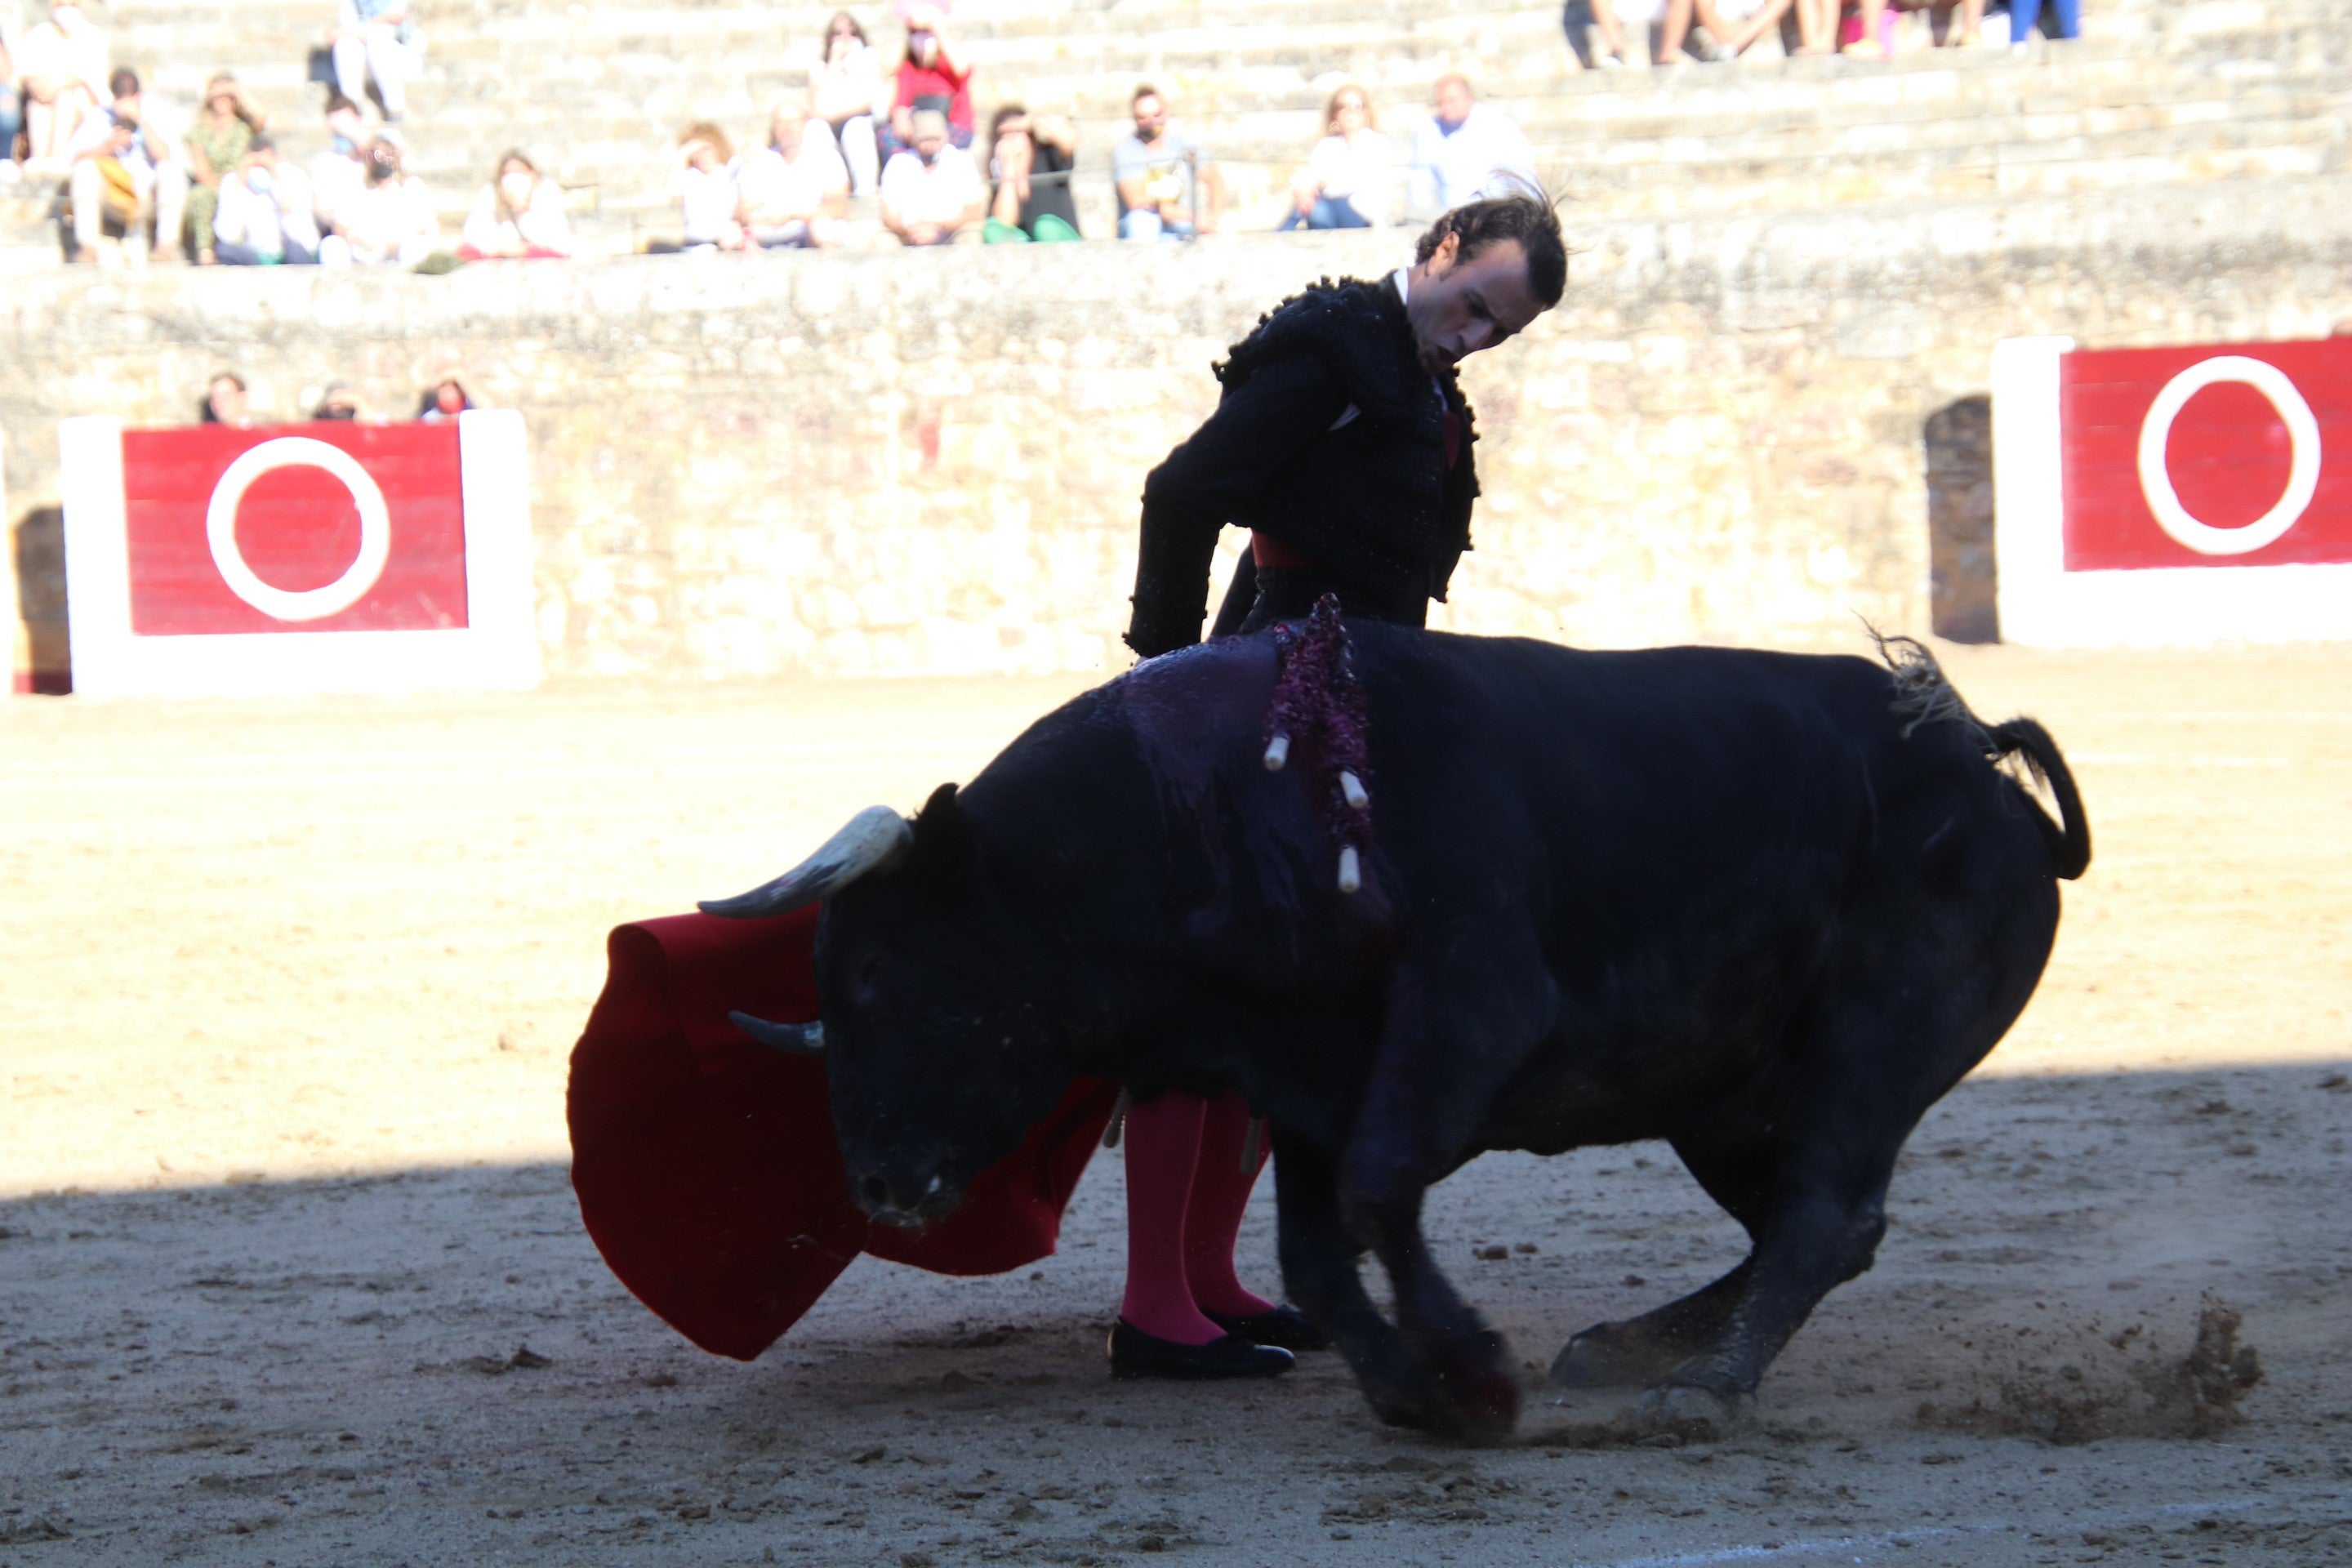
[567,907,1120,1361]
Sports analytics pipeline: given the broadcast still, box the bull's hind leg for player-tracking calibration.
[1642,874,2056,1418]
[1552,1141,1774,1388]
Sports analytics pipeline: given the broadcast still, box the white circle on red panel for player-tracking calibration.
[2136,355,2320,557]
[205,438,393,621]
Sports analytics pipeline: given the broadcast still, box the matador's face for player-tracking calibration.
[1406,235,1544,373]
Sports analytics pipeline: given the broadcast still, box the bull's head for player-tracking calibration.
[702,784,1074,1229]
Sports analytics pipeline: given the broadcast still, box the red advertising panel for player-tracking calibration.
[122,422,470,635]
[2059,339,2352,571]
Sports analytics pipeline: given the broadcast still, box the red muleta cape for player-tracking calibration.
[567,906,1120,1361]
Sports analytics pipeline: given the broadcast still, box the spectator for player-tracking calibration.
[458,148,572,258]
[1,23,23,171]
[1406,75,1536,219]
[320,133,436,265]
[66,67,188,265]
[1114,85,1222,241]
[200,372,251,425]
[738,102,849,249]
[1277,83,1389,231]
[214,134,321,264]
[305,92,369,241]
[332,0,421,122]
[670,122,745,252]
[1564,0,1633,69]
[2007,0,2078,42]
[184,73,266,265]
[808,10,882,196]
[313,382,361,420]
[1929,0,1989,46]
[983,104,1079,243]
[1658,0,1806,60]
[15,2,109,166]
[416,376,472,421]
[878,107,982,247]
[883,2,970,159]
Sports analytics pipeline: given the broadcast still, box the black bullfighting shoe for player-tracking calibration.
[1108,1320,1296,1380]
[1205,1304,1331,1352]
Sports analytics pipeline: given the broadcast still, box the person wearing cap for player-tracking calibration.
[65,66,189,264]
[878,106,982,247]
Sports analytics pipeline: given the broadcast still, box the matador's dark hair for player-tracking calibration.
[1413,187,1566,309]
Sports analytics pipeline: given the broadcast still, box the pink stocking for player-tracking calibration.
[1118,1092,1223,1344]
[1183,1093,1277,1318]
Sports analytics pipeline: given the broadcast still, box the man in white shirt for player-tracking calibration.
[213,135,321,264]
[15,1,109,163]
[65,66,188,263]
[738,102,850,250]
[1406,74,1538,219]
[878,108,982,247]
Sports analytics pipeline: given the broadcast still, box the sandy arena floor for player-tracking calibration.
[2,642,2349,1567]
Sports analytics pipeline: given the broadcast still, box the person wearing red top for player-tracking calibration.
[883,2,972,161]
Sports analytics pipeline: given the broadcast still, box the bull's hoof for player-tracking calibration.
[1551,1321,1692,1390]
[1637,1379,1755,1431]
[1419,1330,1520,1446]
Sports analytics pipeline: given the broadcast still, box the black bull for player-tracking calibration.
[708,626,2090,1441]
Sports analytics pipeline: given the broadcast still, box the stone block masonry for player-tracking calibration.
[5,178,2350,687]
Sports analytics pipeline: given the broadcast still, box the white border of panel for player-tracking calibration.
[60,409,541,697]
[1991,334,2352,648]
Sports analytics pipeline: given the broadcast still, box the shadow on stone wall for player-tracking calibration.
[1924,396,1996,645]
[12,507,69,694]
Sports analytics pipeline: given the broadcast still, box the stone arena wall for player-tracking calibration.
[7,179,2350,687]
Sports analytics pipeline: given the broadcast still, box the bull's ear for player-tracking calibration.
[907,782,978,897]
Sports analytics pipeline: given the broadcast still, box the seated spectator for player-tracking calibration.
[314,382,361,420]
[882,2,971,161]
[808,10,881,196]
[200,371,251,425]
[983,104,1079,243]
[1277,84,1388,231]
[66,68,188,265]
[1406,75,1535,219]
[1655,0,1811,60]
[459,149,571,259]
[184,74,266,265]
[1114,85,1223,241]
[2007,0,2078,42]
[332,0,421,122]
[878,107,982,247]
[739,103,849,249]
[1563,0,1633,69]
[214,134,322,264]
[670,122,745,252]
[319,133,436,265]
[307,94,374,243]
[16,2,109,166]
[416,376,472,421]
[1,24,24,170]
[1926,0,1989,46]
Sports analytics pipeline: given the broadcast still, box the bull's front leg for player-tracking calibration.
[1330,956,1548,1445]
[1270,1129,1438,1431]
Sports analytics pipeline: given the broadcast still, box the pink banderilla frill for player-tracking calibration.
[1263,593,1374,894]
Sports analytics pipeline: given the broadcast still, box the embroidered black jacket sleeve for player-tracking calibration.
[1124,350,1354,658]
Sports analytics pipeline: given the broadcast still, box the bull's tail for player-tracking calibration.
[1869,630,2092,882]
[1982,716,2091,880]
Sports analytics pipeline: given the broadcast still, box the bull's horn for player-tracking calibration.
[730,1010,825,1055]
[699,805,913,918]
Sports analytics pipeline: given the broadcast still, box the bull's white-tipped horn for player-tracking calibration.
[1339,770,1369,810]
[730,1011,825,1055]
[699,804,914,918]
[1263,734,1290,772]
[1337,844,1362,894]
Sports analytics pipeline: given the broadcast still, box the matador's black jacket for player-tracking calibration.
[1123,273,1479,658]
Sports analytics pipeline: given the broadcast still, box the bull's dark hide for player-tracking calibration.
[741,625,2089,1441]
